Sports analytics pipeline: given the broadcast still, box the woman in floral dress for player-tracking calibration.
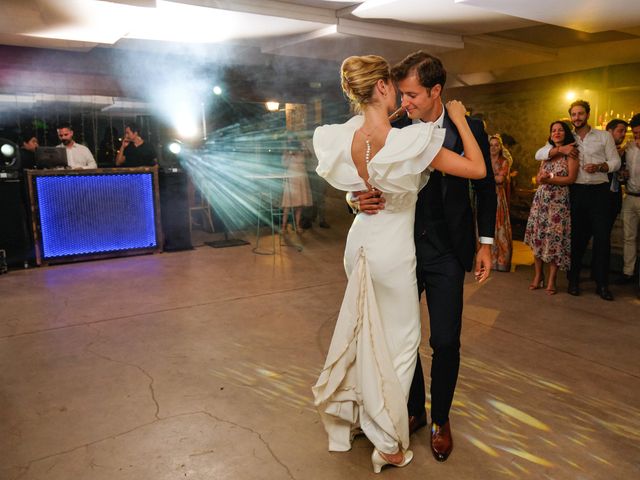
[524,121,579,294]
[489,135,513,272]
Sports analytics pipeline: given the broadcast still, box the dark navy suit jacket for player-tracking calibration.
[395,112,496,272]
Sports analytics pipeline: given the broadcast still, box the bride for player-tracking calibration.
[311,55,486,473]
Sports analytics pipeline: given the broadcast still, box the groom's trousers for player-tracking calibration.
[409,251,465,426]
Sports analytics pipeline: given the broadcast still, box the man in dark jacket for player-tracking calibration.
[354,51,496,463]
[18,130,39,171]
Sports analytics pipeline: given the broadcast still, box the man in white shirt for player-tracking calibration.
[620,114,640,287]
[56,123,97,169]
[605,119,628,234]
[535,100,620,300]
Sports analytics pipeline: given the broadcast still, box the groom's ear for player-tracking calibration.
[431,84,442,98]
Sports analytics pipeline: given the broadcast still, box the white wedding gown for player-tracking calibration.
[311,115,444,454]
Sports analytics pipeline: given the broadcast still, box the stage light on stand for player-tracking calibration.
[1,143,16,158]
[212,85,222,95]
[0,138,20,178]
[168,141,182,155]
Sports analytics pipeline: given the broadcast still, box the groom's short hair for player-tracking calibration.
[391,51,447,89]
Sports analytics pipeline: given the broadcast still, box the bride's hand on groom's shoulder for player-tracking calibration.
[445,100,467,123]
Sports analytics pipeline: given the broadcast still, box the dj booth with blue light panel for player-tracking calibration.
[26,167,163,265]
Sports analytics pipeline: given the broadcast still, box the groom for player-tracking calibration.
[356,51,496,462]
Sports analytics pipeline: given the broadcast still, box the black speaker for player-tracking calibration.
[0,178,34,267]
[159,169,192,251]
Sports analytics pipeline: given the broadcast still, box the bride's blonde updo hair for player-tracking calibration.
[341,55,391,112]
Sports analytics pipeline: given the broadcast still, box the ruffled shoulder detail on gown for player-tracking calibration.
[313,116,367,192]
[313,117,445,193]
[367,123,445,193]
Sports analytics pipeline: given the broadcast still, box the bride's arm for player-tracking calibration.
[430,100,486,179]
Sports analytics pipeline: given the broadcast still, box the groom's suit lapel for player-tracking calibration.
[442,112,460,152]
[439,109,471,202]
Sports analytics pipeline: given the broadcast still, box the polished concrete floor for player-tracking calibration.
[2,198,640,480]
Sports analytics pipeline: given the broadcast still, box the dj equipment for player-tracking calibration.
[27,168,162,265]
[0,178,33,268]
[158,168,192,251]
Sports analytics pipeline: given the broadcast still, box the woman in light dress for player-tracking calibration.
[281,138,313,233]
[311,55,486,473]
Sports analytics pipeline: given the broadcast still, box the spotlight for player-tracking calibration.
[565,90,577,102]
[265,101,280,112]
[213,85,222,95]
[168,142,182,155]
[1,143,16,158]
[0,138,20,178]
[173,104,200,139]
[176,122,198,139]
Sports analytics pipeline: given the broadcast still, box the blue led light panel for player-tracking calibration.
[36,174,158,258]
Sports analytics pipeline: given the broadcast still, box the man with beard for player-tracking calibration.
[536,100,620,299]
[56,123,97,169]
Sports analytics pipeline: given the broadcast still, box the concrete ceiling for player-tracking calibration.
[0,0,639,89]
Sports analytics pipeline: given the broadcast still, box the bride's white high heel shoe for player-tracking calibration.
[371,448,413,474]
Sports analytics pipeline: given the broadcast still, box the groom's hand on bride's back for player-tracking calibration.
[350,190,386,214]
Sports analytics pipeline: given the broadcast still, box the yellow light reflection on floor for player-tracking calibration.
[589,453,612,466]
[497,446,554,467]
[536,379,571,393]
[449,348,640,477]
[487,400,551,432]
[465,434,500,457]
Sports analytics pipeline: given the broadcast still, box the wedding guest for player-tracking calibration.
[525,121,579,294]
[281,136,312,233]
[489,134,513,272]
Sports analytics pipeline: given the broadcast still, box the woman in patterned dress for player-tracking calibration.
[489,134,513,272]
[524,121,579,294]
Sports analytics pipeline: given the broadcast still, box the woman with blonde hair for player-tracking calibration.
[489,134,513,272]
[311,55,486,473]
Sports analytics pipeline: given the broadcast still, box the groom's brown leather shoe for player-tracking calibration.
[408,411,427,435]
[430,421,453,462]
